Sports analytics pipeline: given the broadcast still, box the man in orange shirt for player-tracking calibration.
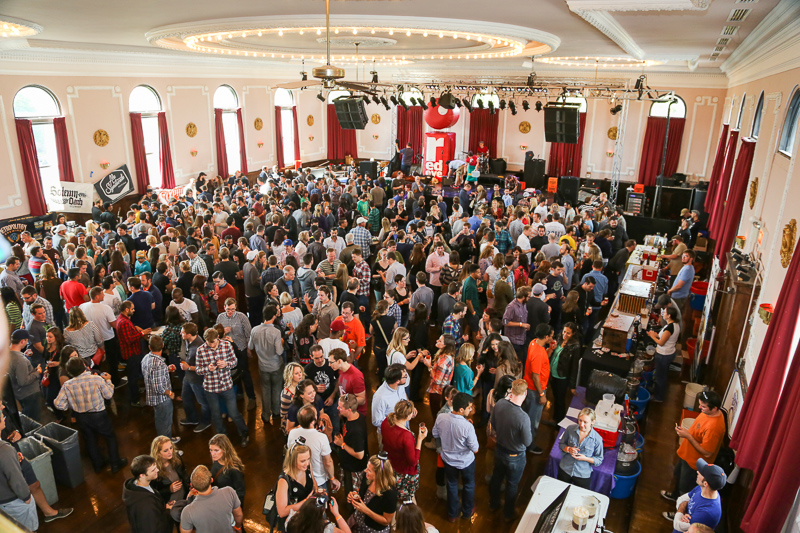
[340,302,366,367]
[661,390,726,500]
[524,323,554,454]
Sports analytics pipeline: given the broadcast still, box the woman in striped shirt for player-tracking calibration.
[2,287,23,331]
[279,363,304,434]
[423,334,457,419]
[63,307,103,364]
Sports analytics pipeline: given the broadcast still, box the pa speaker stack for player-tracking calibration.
[333,98,369,130]
[544,104,581,144]
[523,158,546,189]
[557,176,581,206]
[359,161,378,181]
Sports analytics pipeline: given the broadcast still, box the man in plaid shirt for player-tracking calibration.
[383,291,402,328]
[495,220,514,255]
[349,218,372,256]
[195,328,250,448]
[443,303,469,346]
[215,298,257,409]
[351,248,371,326]
[117,301,151,407]
[141,336,178,442]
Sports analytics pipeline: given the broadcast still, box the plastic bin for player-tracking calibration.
[640,370,654,388]
[689,281,709,311]
[19,413,43,436]
[630,387,650,421]
[32,423,84,488]
[18,437,58,505]
[685,338,710,365]
[634,433,645,455]
[610,460,642,499]
[683,383,705,411]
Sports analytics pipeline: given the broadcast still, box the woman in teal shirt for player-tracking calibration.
[549,322,582,423]
[452,343,483,394]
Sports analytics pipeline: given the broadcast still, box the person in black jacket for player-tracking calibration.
[122,455,174,533]
[604,239,636,298]
[548,322,582,423]
[150,436,190,504]
[208,434,246,504]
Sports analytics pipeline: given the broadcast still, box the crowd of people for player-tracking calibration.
[0,164,721,532]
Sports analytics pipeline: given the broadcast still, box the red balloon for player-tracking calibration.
[424,104,461,130]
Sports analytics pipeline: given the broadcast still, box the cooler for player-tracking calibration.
[594,399,622,448]
[641,265,658,282]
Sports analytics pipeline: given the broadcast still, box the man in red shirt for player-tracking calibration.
[340,302,366,366]
[329,348,366,415]
[476,140,489,156]
[524,323,553,454]
[60,268,89,311]
[117,301,151,407]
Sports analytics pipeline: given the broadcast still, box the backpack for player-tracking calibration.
[715,407,737,478]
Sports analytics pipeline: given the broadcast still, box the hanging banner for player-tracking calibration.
[0,213,55,263]
[423,132,456,179]
[94,164,134,205]
[44,181,93,213]
[157,185,188,205]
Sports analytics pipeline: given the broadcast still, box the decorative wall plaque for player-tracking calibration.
[749,177,758,209]
[781,219,797,268]
[307,115,315,126]
[518,121,531,134]
[608,127,618,140]
[371,114,381,125]
[254,118,263,131]
[93,129,109,147]
[185,123,198,137]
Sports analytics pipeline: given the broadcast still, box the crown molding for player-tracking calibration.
[570,10,645,59]
[566,0,707,11]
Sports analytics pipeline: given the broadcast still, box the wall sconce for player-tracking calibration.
[520,144,527,151]
[190,149,197,157]
[758,303,773,325]
[99,160,109,169]
[309,136,314,141]
[257,141,264,149]
[373,135,379,140]
[606,151,614,157]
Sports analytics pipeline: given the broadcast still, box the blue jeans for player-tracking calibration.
[18,394,42,423]
[444,460,476,519]
[182,379,211,425]
[207,387,248,438]
[259,369,284,419]
[357,295,370,337]
[489,449,527,519]
[526,391,546,451]
[153,399,173,438]
[654,350,677,402]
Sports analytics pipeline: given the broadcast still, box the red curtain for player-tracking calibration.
[732,243,800,532]
[129,113,150,195]
[708,129,740,239]
[468,109,499,159]
[637,116,686,186]
[292,106,301,165]
[326,104,358,161]
[714,139,755,270]
[236,108,248,174]
[157,112,175,190]
[548,112,587,177]
[53,117,74,182]
[214,108,228,179]
[15,119,47,217]
[704,123,730,212]
[397,106,424,156]
[275,107,285,169]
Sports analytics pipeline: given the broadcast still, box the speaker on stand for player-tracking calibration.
[524,158,546,189]
[557,176,580,206]
[359,161,378,181]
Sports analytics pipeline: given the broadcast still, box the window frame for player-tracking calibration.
[751,91,764,139]
[129,85,163,188]
[13,85,64,193]
[215,85,242,174]
[736,93,747,130]
[275,89,296,166]
[778,86,800,158]
[649,95,687,119]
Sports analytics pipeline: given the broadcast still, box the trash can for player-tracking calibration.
[32,423,84,488]
[18,437,58,505]
[689,281,709,311]
[610,461,641,499]
[683,383,705,411]
[19,413,43,437]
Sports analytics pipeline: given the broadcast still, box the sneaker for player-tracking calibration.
[171,437,181,444]
[660,490,677,502]
[130,401,143,408]
[179,419,198,426]
[114,377,128,389]
[43,508,74,523]
[241,435,250,448]
[193,422,211,433]
[528,446,544,455]
[663,511,675,522]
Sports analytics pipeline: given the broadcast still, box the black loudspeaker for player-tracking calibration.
[523,158,546,189]
[333,98,368,130]
[544,105,581,144]
[558,176,580,206]
[525,151,534,161]
[360,161,378,181]
[489,158,507,175]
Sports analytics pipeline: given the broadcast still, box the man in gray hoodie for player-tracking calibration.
[0,411,37,531]
[8,330,44,422]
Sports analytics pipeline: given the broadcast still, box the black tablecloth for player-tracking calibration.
[577,345,633,387]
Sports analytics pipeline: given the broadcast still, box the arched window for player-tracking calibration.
[13,85,63,194]
[778,86,800,157]
[129,85,163,187]
[328,90,351,103]
[752,92,765,139]
[471,91,500,110]
[649,96,686,118]
[737,93,747,130]
[214,85,241,174]
[275,89,296,167]
[554,95,588,113]
[400,89,424,107]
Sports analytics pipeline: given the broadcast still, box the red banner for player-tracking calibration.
[423,132,456,179]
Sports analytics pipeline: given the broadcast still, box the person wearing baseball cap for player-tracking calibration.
[664,458,724,532]
[349,216,372,257]
[318,315,349,358]
[526,283,552,345]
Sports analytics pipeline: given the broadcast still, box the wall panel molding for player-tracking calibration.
[165,85,215,181]
[0,95,24,209]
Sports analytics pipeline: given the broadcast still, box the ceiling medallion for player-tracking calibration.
[93,129,109,147]
[307,115,314,126]
[317,36,397,48]
[371,114,381,125]
[186,122,198,137]
[539,56,661,68]
[0,17,42,38]
[749,177,758,209]
[607,127,618,140]
[781,219,796,269]
[254,118,263,131]
[518,121,531,134]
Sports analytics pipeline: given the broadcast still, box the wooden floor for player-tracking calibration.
[38,346,692,533]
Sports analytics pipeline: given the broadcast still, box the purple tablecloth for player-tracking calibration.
[543,387,618,495]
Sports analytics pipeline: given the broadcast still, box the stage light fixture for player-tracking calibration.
[409,97,418,106]
[476,98,484,109]
[430,97,437,107]
[499,99,506,110]
[400,100,409,111]
[316,92,325,102]
[508,101,517,115]
[522,100,530,111]
[438,92,456,109]
[463,98,473,113]
[362,95,371,104]
[301,72,308,81]
[534,100,542,112]
[390,95,399,106]
[372,95,381,105]
[371,71,379,84]
[488,101,496,115]
[454,98,462,108]
[610,104,623,115]
[635,75,646,100]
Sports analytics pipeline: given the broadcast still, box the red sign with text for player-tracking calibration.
[423,132,456,179]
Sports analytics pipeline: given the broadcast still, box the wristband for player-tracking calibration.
[335,515,343,522]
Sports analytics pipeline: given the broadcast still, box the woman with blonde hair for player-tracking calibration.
[276,443,316,531]
[453,343,483,394]
[386,328,426,388]
[380,401,427,503]
[296,231,310,257]
[558,407,604,489]
[36,262,64,327]
[209,434,246,503]
[347,453,398,533]
[280,362,305,432]
[333,262,349,302]
[63,307,103,365]
[150,435,189,502]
